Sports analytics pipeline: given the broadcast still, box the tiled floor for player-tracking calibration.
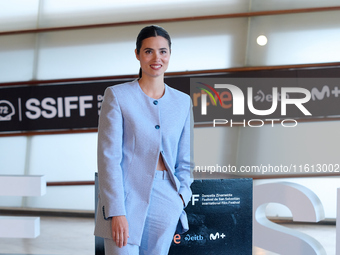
[0,217,336,255]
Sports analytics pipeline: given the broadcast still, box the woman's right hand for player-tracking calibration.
[111,215,129,248]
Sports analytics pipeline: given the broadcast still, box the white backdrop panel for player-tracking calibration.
[37,18,248,80]
[251,0,340,11]
[0,34,36,82]
[26,186,94,210]
[39,0,249,28]
[28,133,97,182]
[247,11,340,66]
[0,0,39,32]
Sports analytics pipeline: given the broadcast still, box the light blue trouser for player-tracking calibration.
[104,170,183,255]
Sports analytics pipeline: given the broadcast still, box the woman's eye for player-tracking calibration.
[145,50,152,54]
[161,50,167,54]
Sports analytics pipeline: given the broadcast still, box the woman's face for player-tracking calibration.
[135,36,170,79]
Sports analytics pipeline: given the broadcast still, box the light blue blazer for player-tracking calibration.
[94,79,194,245]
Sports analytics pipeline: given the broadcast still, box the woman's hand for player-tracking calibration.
[111,215,129,248]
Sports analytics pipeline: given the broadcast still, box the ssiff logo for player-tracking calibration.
[0,100,15,121]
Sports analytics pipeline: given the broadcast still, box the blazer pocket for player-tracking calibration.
[176,210,189,234]
[102,206,110,221]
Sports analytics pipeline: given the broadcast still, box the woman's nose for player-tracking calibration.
[153,52,161,60]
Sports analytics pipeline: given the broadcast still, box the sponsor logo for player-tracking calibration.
[173,233,205,244]
[196,82,223,115]
[184,234,204,241]
[311,85,340,100]
[173,231,226,244]
[173,234,181,244]
[210,232,226,240]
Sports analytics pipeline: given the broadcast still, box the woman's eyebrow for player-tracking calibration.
[143,47,168,51]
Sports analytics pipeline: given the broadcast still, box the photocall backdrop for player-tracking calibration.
[1,67,340,134]
[169,179,252,255]
[94,174,253,255]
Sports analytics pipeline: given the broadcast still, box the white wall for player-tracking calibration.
[0,133,97,210]
[193,126,239,179]
[237,121,340,169]
[193,121,340,219]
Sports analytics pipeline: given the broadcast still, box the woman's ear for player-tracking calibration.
[135,49,140,60]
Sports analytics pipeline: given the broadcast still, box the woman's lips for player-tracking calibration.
[150,64,162,70]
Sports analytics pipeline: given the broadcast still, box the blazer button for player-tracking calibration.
[153,100,158,105]
[155,125,160,129]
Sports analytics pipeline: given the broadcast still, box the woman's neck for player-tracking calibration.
[138,76,165,99]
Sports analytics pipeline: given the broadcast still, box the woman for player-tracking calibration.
[94,25,194,255]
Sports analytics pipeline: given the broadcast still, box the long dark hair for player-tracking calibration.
[136,25,172,79]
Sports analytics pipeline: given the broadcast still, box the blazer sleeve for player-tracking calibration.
[97,87,126,218]
[175,100,194,207]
